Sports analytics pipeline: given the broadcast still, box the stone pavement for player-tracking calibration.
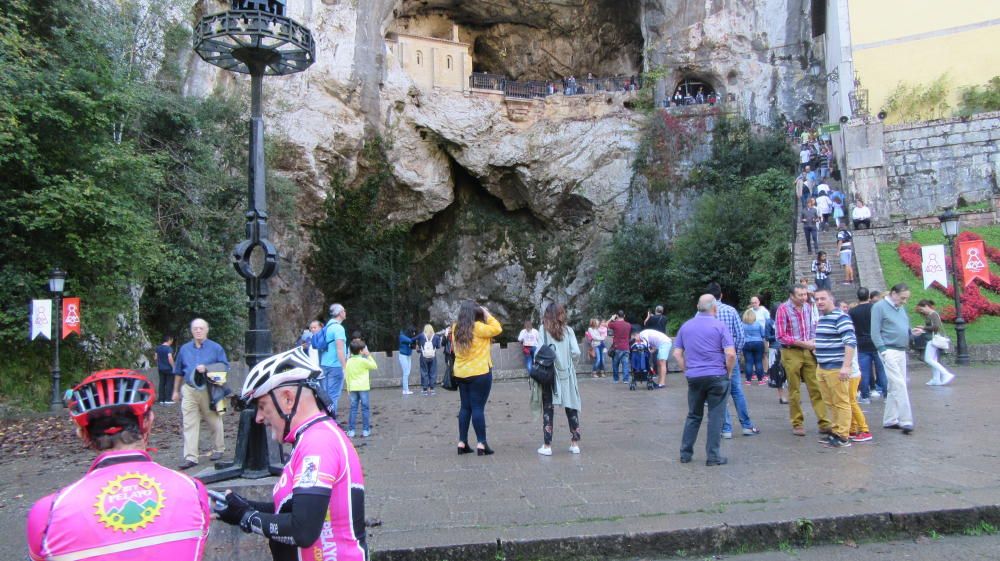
[343,363,1000,559]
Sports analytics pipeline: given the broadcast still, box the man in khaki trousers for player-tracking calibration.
[775,284,831,437]
[172,318,228,470]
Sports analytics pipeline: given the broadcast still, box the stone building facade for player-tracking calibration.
[385,27,471,92]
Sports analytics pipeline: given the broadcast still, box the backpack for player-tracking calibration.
[421,335,436,359]
[311,320,335,352]
[764,318,776,344]
[530,344,556,385]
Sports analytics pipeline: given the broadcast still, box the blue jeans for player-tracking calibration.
[523,347,535,374]
[723,363,754,432]
[419,357,436,390]
[680,375,729,463]
[322,366,344,417]
[858,351,887,398]
[457,371,492,445]
[348,390,370,432]
[592,342,605,372]
[743,341,765,381]
[612,350,630,381]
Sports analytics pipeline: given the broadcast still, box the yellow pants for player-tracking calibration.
[181,384,225,463]
[849,377,870,434]
[816,367,852,439]
[780,348,830,431]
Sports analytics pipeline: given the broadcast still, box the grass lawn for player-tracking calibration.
[877,225,1000,346]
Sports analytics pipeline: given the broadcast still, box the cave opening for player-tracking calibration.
[387,0,645,82]
[672,76,718,103]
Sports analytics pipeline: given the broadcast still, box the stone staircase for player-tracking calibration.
[792,180,859,305]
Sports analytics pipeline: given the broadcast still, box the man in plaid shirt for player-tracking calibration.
[776,283,832,436]
[707,283,760,438]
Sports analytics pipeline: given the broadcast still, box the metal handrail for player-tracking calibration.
[469,73,646,98]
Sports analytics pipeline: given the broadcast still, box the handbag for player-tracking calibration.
[931,333,950,351]
[530,344,557,385]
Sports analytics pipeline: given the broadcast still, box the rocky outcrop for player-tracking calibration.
[165,0,822,345]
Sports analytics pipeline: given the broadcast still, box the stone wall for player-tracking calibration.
[845,112,1000,226]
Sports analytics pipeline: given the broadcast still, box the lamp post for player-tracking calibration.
[48,268,66,412]
[938,209,970,366]
[193,0,315,483]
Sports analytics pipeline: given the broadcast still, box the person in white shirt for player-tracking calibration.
[852,198,872,229]
[639,329,672,388]
[815,193,833,231]
[518,320,541,374]
[799,146,811,172]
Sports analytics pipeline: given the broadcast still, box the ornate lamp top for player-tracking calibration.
[194,0,314,76]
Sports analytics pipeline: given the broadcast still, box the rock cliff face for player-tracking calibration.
[172,0,820,344]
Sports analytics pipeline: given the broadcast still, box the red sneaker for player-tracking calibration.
[850,432,873,442]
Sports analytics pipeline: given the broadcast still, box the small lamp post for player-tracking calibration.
[192,0,315,483]
[48,268,66,412]
[938,209,970,366]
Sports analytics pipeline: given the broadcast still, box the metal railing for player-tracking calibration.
[469,73,646,99]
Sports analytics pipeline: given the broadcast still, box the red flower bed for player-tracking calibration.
[896,232,1000,323]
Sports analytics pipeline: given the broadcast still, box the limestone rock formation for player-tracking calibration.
[167,0,821,345]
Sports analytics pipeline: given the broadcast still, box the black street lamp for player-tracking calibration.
[193,0,315,483]
[48,268,66,412]
[938,209,970,366]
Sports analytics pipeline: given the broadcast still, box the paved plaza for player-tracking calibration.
[348,363,999,557]
[3,363,998,560]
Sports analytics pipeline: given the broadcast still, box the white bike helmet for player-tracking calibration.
[241,346,319,403]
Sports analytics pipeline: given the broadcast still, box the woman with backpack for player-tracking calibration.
[530,303,582,456]
[415,324,440,395]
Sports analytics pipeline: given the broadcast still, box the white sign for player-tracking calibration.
[30,299,52,341]
[921,245,948,290]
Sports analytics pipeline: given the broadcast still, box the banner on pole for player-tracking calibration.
[30,299,52,341]
[63,297,81,339]
[920,245,948,289]
[959,239,990,287]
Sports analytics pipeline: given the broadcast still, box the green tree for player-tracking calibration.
[589,224,672,322]
[884,74,952,123]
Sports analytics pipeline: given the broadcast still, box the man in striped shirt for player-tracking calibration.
[776,284,831,437]
[813,288,857,448]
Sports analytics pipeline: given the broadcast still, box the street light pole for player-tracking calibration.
[192,0,315,483]
[939,209,970,366]
[48,268,66,412]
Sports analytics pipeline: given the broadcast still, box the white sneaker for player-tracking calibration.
[537,446,552,456]
[568,444,580,454]
[926,379,939,386]
[940,373,955,385]
[722,431,733,439]
[402,390,414,395]
[346,430,355,438]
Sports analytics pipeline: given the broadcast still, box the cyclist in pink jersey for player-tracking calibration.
[26,369,211,561]
[217,347,368,561]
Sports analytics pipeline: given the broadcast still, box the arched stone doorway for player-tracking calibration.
[672,76,717,105]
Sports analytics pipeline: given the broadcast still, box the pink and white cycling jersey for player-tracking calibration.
[26,450,211,561]
[274,413,367,561]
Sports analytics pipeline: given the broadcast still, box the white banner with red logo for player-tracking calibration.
[959,239,990,287]
[30,299,52,341]
[920,244,948,289]
[62,297,81,339]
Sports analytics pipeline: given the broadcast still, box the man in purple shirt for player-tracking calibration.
[673,295,735,466]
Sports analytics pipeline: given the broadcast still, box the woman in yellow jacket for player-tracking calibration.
[452,300,502,455]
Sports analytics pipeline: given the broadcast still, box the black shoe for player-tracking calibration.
[457,442,474,455]
[679,456,692,464]
[177,460,198,471]
[477,444,494,456]
[706,457,728,466]
[901,426,914,435]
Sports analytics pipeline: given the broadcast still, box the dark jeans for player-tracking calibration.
[680,375,729,463]
[743,341,765,381]
[853,219,871,230]
[815,277,831,291]
[457,371,492,445]
[419,357,437,390]
[541,382,580,445]
[858,351,887,397]
[157,370,175,403]
[803,225,818,253]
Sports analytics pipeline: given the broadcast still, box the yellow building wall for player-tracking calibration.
[387,35,472,92]
[848,0,1000,115]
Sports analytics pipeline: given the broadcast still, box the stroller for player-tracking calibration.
[628,340,656,390]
